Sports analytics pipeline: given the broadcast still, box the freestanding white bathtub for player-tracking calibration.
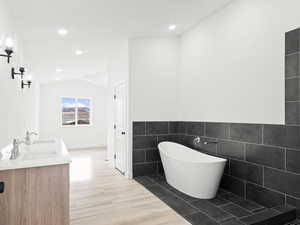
[158,142,227,199]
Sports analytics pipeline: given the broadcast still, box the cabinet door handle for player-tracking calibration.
[0,182,4,193]
[121,132,126,135]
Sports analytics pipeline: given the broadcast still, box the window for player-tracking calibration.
[61,97,91,126]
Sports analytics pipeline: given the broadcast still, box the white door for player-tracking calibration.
[114,82,126,173]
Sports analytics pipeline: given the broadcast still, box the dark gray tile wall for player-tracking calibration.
[132,121,183,177]
[132,28,300,218]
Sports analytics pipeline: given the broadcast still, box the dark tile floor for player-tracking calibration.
[135,175,296,225]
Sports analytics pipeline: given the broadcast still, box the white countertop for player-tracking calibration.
[0,139,71,171]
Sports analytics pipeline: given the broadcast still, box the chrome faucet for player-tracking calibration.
[193,136,218,145]
[203,140,219,145]
[25,131,38,145]
[10,139,25,160]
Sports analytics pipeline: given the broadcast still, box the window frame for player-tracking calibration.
[60,96,93,128]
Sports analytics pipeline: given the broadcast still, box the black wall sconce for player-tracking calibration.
[0,35,33,90]
[0,47,13,63]
[0,36,15,64]
[11,67,25,79]
[21,80,31,89]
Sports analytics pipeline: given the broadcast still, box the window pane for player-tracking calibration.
[77,98,91,125]
[62,97,76,126]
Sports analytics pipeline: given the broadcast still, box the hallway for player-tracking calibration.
[69,149,189,225]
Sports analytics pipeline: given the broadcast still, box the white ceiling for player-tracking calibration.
[6,0,232,84]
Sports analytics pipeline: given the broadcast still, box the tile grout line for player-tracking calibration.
[262,166,265,187]
[243,143,246,161]
[244,181,247,199]
[220,191,266,212]
[285,75,300,79]
[262,125,264,145]
[285,194,288,206]
[217,199,255,215]
[286,100,300,103]
[284,148,287,171]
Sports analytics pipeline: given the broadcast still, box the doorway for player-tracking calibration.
[113,82,127,174]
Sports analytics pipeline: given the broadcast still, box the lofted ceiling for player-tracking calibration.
[5,0,232,84]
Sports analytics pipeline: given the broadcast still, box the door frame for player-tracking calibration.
[113,81,128,175]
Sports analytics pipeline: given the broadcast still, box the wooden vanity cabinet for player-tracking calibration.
[0,164,69,225]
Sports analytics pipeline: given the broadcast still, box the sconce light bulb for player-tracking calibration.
[57,28,68,36]
[168,24,177,31]
[5,37,14,48]
[75,50,83,55]
[26,74,33,81]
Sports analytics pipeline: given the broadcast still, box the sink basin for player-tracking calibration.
[20,139,58,160]
[32,140,56,144]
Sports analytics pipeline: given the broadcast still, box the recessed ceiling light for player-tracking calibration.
[56,68,63,72]
[55,77,61,81]
[168,24,177,31]
[75,50,83,55]
[57,28,68,36]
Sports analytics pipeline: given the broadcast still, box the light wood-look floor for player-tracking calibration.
[70,149,189,225]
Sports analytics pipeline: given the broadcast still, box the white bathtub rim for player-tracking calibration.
[158,141,227,164]
[160,151,227,165]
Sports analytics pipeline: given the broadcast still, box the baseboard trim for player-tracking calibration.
[68,146,107,151]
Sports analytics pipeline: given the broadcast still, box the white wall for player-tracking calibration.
[129,37,179,121]
[39,80,107,149]
[0,0,39,148]
[179,0,300,124]
[127,37,179,177]
[128,0,300,125]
